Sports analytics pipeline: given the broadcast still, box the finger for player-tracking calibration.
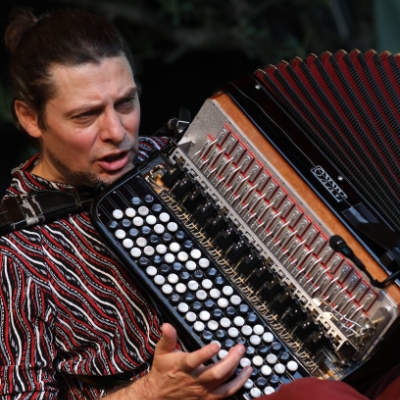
[196,344,246,385]
[154,323,178,355]
[182,341,221,372]
[212,365,253,398]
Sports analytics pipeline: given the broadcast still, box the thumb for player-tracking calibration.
[155,323,178,355]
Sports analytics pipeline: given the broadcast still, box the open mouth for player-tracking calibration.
[98,151,130,172]
[102,152,126,162]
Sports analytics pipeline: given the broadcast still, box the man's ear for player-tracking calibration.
[14,99,43,139]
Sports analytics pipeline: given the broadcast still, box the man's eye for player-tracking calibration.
[73,112,97,124]
[116,97,135,112]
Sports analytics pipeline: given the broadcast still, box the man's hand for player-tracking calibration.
[107,322,252,399]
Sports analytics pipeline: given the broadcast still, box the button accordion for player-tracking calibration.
[92,49,400,399]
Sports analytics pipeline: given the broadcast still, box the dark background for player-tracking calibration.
[0,0,399,391]
[0,0,396,191]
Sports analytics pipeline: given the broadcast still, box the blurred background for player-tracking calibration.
[0,0,399,191]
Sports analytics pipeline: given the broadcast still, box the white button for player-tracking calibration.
[185,311,197,322]
[261,365,272,376]
[274,363,285,374]
[133,216,144,226]
[262,332,274,343]
[125,207,136,218]
[167,221,178,232]
[130,247,142,258]
[244,379,254,389]
[146,215,157,225]
[190,249,202,259]
[286,360,299,372]
[264,386,275,395]
[188,280,199,291]
[228,327,239,338]
[138,205,149,216]
[250,387,262,398]
[202,279,213,290]
[145,266,157,276]
[156,244,167,254]
[222,285,234,296]
[169,242,181,253]
[207,320,219,331]
[196,290,208,301]
[233,316,245,327]
[177,251,189,262]
[230,294,242,306]
[154,275,165,286]
[210,288,221,299]
[241,325,253,336]
[193,321,205,332]
[240,357,251,368]
[199,310,211,321]
[175,283,187,294]
[112,209,124,219]
[136,237,147,247]
[164,253,176,263]
[253,324,265,335]
[266,353,278,364]
[115,229,126,239]
[249,334,261,346]
[161,284,173,295]
[122,238,134,249]
[252,355,264,367]
[220,317,231,328]
[198,258,210,269]
[217,298,229,308]
[167,273,179,284]
[154,223,165,234]
[185,260,197,271]
[218,349,228,359]
[143,246,155,257]
[159,212,170,223]
[177,302,189,313]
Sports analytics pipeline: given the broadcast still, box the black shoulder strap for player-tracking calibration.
[0,190,95,235]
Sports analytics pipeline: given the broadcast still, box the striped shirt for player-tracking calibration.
[0,136,169,399]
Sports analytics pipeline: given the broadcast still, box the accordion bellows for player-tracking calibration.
[224,49,400,279]
[254,49,400,234]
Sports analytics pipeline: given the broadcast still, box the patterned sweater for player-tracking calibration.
[0,137,168,399]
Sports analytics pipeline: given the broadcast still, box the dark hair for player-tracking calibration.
[4,8,133,129]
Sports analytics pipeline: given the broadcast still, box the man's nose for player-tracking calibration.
[100,110,125,142]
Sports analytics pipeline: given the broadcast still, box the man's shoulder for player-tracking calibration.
[137,136,170,162]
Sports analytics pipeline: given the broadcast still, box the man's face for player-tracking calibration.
[34,55,141,187]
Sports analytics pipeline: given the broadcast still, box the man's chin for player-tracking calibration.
[98,166,134,186]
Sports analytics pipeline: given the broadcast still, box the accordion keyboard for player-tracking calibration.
[93,171,308,399]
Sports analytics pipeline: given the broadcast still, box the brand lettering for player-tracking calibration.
[311,166,347,202]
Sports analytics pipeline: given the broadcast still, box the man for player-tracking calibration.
[2,6,399,400]
[0,7,251,399]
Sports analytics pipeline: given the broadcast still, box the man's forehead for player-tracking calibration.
[47,56,135,101]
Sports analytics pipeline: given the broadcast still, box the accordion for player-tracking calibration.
[92,49,400,399]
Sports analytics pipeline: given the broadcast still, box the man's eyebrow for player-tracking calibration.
[117,87,138,101]
[64,86,138,118]
[64,104,103,119]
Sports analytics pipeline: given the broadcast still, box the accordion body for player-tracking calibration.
[92,49,400,399]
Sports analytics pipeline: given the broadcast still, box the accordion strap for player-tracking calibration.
[0,190,94,235]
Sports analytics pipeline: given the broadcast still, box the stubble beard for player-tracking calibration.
[47,150,107,188]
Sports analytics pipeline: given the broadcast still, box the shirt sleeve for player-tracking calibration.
[0,250,58,399]
[257,377,370,400]
[136,136,170,164]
